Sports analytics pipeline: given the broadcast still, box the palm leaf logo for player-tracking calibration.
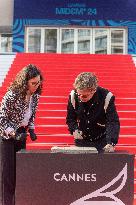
[70,163,127,205]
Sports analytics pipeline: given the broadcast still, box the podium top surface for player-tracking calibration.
[17,149,134,156]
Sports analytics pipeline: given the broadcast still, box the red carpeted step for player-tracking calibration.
[37,103,67,110]
[116,135,136,145]
[116,104,136,111]
[39,96,68,103]
[35,116,66,125]
[27,134,74,144]
[35,125,68,134]
[36,110,66,117]
[120,127,136,135]
[118,111,136,118]
[116,98,136,104]
[120,120,136,126]
[115,145,136,154]
[1,53,136,155]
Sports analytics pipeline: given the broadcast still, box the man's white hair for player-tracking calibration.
[74,72,98,90]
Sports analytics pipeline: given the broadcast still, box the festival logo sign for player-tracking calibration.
[70,164,127,205]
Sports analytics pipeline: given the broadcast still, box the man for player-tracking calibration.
[66,72,120,153]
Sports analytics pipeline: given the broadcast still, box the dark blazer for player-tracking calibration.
[0,89,40,137]
[66,86,120,145]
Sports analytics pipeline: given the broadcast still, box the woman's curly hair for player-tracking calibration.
[9,64,43,98]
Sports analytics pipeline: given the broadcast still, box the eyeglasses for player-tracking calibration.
[78,94,90,98]
[30,81,41,87]
[77,89,96,99]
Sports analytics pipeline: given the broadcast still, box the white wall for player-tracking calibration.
[132,55,136,67]
[0,54,16,86]
[0,0,14,26]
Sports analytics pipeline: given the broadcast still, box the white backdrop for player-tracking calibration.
[0,0,14,26]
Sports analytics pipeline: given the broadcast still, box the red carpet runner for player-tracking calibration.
[0,53,136,203]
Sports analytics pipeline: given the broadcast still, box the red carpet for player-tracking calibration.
[0,53,136,203]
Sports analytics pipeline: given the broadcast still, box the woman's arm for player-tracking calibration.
[0,90,17,136]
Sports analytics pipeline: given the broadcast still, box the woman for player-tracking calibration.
[0,64,43,205]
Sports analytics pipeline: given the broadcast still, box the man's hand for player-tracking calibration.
[73,130,83,139]
[29,129,37,141]
[103,144,115,152]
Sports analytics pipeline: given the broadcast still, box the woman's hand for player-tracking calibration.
[9,131,16,138]
[29,129,37,141]
[4,129,16,139]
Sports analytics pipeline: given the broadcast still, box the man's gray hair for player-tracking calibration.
[74,72,98,90]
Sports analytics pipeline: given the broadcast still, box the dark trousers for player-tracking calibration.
[75,137,107,153]
[0,127,27,205]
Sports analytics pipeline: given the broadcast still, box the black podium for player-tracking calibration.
[16,151,134,205]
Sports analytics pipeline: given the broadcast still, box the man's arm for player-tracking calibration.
[66,95,79,134]
[105,95,120,146]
